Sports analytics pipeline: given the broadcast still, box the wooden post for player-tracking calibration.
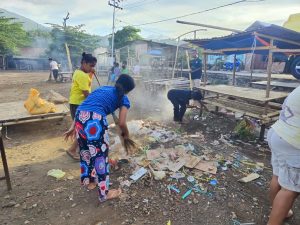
[127,46,130,65]
[232,54,236,85]
[203,53,207,86]
[185,50,193,90]
[0,127,12,191]
[266,40,274,98]
[65,43,73,72]
[250,54,254,87]
[172,37,180,79]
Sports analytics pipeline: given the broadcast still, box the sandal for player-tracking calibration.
[66,150,80,161]
[107,188,122,200]
[286,209,294,219]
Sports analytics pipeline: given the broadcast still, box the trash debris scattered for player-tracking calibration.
[130,167,148,181]
[239,173,260,183]
[47,169,66,179]
[170,172,185,180]
[182,189,192,200]
[209,179,218,186]
[168,185,180,194]
[194,161,218,174]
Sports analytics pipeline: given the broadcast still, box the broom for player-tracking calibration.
[112,112,139,155]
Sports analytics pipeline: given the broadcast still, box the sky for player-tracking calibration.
[0,0,299,39]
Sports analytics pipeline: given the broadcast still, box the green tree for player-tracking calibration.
[112,26,142,49]
[46,24,100,67]
[0,15,30,54]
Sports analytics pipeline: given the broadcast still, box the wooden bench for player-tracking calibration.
[197,85,289,140]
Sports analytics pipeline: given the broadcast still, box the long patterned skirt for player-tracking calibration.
[75,110,110,202]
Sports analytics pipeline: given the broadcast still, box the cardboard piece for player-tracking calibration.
[146,149,162,160]
[168,159,186,172]
[194,161,218,174]
[184,155,201,168]
[239,173,260,183]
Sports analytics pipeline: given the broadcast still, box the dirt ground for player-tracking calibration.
[0,71,299,225]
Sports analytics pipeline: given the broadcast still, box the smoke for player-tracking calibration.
[128,84,173,122]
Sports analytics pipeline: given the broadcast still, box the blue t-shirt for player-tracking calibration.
[190,57,202,79]
[78,86,130,116]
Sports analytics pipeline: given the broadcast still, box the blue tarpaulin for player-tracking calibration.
[186,22,300,55]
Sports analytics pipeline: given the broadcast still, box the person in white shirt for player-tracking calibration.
[48,58,59,81]
[267,86,300,225]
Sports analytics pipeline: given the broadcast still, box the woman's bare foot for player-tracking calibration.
[66,150,80,160]
[87,182,97,190]
[107,188,122,200]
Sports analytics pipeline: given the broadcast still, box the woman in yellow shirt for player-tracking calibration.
[67,52,97,160]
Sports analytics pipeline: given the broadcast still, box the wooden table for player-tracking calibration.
[198,85,289,103]
[0,101,69,126]
[197,85,289,140]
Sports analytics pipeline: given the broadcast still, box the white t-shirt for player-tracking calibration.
[133,65,140,75]
[50,61,58,70]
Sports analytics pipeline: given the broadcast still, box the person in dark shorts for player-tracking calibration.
[167,89,202,122]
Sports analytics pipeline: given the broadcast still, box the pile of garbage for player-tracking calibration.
[109,120,267,201]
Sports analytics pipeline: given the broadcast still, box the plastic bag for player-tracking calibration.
[24,88,56,115]
[47,169,66,179]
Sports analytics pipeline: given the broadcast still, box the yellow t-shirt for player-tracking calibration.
[69,70,92,105]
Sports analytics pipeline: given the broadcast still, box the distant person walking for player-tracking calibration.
[67,52,97,160]
[48,58,59,82]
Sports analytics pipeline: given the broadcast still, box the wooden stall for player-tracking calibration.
[184,23,300,140]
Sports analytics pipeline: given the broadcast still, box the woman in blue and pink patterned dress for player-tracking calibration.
[64,74,135,202]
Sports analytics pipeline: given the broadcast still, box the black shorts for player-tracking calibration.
[70,104,79,120]
[52,69,59,80]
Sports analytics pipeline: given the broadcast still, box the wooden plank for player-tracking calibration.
[0,101,69,123]
[271,49,300,53]
[203,53,207,86]
[199,85,288,102]
[176,20,243,33]
[185,50,192,90]
[204,99,264,119]
[203,97,280,120]
[233,54,236,85]
[266,40,274,98]
[251,81,300,89]
[3,115,66,126]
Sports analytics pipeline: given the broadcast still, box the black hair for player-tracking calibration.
[191,90,202,101]
[81,52,97,64]
[115,74,135,104]
[48,57,53,61]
